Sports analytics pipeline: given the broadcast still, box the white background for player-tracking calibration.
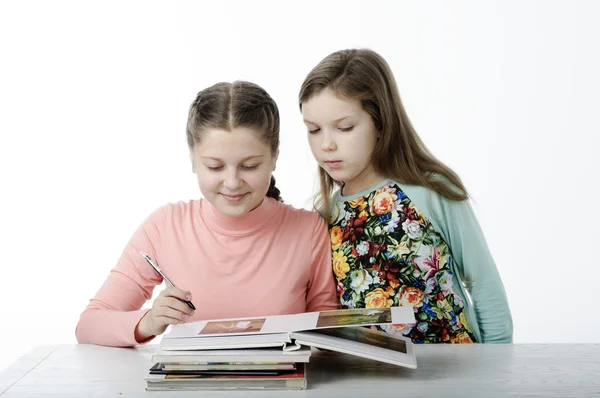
[1,0,599,371]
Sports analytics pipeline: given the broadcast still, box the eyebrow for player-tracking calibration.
[200,155,264,161]
[303,116,353,125]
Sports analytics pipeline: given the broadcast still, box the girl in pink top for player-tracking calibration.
[75,81,339,347]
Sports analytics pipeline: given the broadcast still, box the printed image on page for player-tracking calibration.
[315,308,392,328]
[164,312,319,339]
[198,319,267,335]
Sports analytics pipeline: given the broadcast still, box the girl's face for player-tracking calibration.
[302,88,384,196]
[191,126,277,216]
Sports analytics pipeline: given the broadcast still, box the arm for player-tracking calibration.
[305,215,341,312]
[430,193,513,343]
[75,207,165,347]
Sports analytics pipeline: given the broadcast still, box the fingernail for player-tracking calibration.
[182,315,188,320]
[186,294,192,300]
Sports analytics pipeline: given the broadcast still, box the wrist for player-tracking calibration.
[134,309,155,343]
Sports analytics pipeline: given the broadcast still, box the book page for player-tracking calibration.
[164,306,415,339]
[291,327,417,369]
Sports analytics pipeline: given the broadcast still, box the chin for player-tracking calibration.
[325,170,354,184]
[216,194,264,217]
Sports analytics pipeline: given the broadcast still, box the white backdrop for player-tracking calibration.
[1,0,599,371]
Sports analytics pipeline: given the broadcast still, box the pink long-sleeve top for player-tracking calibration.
[75,197,339,347]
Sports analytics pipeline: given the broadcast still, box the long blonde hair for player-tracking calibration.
[299,49,468,220]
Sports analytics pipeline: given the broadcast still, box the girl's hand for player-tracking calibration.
[134,286,194,342]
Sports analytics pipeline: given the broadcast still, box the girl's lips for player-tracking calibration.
[220,193,248,202]
[324,160,343,169]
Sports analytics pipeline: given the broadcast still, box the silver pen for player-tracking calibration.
[139,250,196,310]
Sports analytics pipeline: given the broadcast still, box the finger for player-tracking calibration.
[160,297,195,316]
[153,315,186,326]
[163,286,192,302]
[154,297,194,319]
[153,306,191,323]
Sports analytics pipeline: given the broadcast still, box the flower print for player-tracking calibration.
[383,209,400,233]
[398,286,424,308]
[437,271,454,296]
[453,293,465,308]
[371,188,397,215]
[387,238,411,259]
[358,209,369,221]
[344,210,353,221]
[349,269,373,293]
[329,181,476,343]
[350,291,362,307]
[432,299,454,320]
[452,332,473,344]
[402,219,423,240]
[379,323,413,336]
[412,280,426,291]
[385,286,395,297]
[356,241,370,256]
[424,277,436,295]
[405,204,424,223]
[349,197,367,211]
[387,275,401,289]
[339,210,352,228]
[333,250,350,279]
[378,213,392,224]
[396,190,407,201]
[364,288,394,308]
[414,246,442,280]
[330,203,347,225]
[340,292,352,308]
[371,272,381,285]
[330,226,343,251]
[382,260,401,289]
[353,219,366,230]
[417,322,429,333]
[421,302,437,318]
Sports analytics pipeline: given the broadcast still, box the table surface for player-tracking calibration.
[1,343,599,397]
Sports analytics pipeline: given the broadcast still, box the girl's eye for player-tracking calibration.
[241,164,259,170]
[339,126,354,132]
[308,128,321,134]
[206,165,223,171]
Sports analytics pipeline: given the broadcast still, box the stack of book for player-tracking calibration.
[145,307,417,391]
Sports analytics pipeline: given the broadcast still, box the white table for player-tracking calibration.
[1,344,599,397]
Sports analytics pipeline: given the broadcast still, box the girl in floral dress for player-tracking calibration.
[298,49,513,343]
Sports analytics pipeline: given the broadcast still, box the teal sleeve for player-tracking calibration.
[427,191,514,343]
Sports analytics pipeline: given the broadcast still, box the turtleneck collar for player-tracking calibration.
[201,197,279,236]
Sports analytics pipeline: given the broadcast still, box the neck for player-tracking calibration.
[201,197,278,235]
[342,165,386,196]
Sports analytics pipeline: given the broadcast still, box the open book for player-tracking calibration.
[161,307,417,369]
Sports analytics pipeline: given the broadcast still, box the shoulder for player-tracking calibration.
[390,178,471,230]
[271,199,328,234]
[274,199,324,224]
[158,199,201,220]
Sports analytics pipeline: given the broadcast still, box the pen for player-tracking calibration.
[139,250,196,311]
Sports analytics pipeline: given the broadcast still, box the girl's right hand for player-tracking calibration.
[134,286,195,342]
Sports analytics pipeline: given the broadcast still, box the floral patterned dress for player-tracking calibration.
[329,181,475,343]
